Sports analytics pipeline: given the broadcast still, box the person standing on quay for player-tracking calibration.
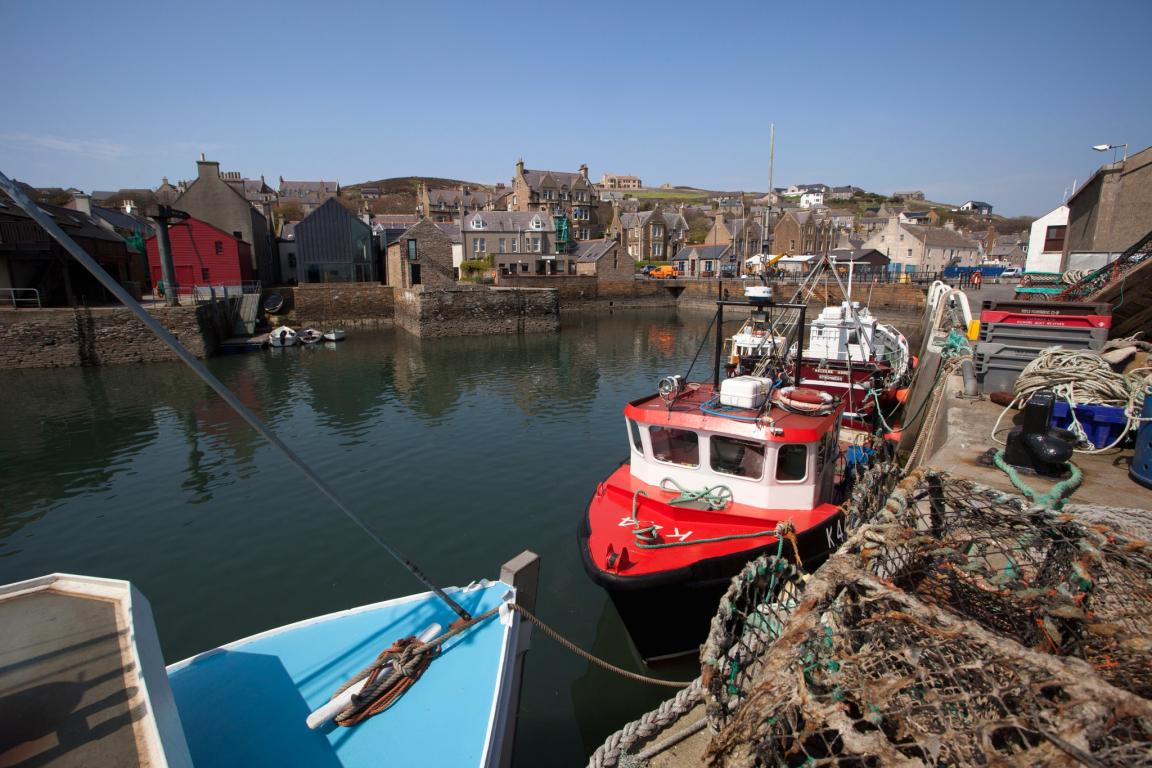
[971,270,982,290]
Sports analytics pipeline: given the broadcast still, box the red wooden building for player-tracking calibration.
[145,217,255,292]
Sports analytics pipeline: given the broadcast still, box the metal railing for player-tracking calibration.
[1,287,41,308]
[173,281,262,303]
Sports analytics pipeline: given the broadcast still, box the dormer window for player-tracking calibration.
[471,215,486,230]
[530,215,544,230]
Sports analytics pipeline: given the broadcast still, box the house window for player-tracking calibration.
[653,242,664,257]
[471,215,486,229]
[474,237,487,254]
[214,240,223,255]
[1043,225,1066,252]
[499,238,506,253]
[512,238,519,253]
[711,436,765,479]
[530,216,543,230]
[649,427,699,467]
[899,234,904,242]
[201,268,210,281]
[407,238,418,260]
[521,263,529,273]
[789,239,796,251]
[776,444,808,482]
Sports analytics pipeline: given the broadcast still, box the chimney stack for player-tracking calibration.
[196,156,220,180]
[516,158,525,177]
[579,163,589,179]
[67,192,92,215]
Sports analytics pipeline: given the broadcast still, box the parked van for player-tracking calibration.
[650,265,678,279]
[996,267,1021,283]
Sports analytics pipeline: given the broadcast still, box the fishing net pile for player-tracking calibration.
[701,469,1152,767]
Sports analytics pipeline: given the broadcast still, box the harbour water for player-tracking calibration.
[0,308,720,766]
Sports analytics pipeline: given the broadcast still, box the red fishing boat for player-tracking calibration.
[579,296,878,662]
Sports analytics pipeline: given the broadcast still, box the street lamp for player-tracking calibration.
[1092,143,1128,163]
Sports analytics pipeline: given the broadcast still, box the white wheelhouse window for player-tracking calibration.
[649,426,699,467]
[775,444,808,482]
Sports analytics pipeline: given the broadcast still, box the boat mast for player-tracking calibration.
[764,124,775,265]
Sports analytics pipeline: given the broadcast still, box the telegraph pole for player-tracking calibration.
[152,205,190,306]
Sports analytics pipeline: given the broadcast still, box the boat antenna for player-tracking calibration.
[0,170,473,622]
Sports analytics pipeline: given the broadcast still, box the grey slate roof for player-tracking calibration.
[521,169,587,190]
[279,221,298,240]
[574,238,616,262]
[434,222,462,243]
[91,206,155,235]
[905,225,980,249]
[677,244,731,261]
[463,210,557,232]
[427,187,498,207]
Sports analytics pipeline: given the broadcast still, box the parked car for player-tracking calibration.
[996,267,1021,283]
[640,265,654,276]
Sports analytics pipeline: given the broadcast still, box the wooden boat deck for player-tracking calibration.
[0,577,186,767]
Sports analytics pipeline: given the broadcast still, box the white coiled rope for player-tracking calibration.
[991,347,1152,453]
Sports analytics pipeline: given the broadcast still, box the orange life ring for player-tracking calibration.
[773,386,835,413]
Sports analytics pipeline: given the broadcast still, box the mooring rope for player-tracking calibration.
[325,599,693,726]
[992,449,1083,512]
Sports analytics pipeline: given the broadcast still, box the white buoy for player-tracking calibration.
[306,622,441,729]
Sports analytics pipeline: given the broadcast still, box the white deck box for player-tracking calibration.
[719,376,774,409]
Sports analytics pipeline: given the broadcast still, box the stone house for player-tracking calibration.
[988,235,1028,267]
[862,218,980,271]
[417,183,506,223]
[673,244,730,277]
[573,238,630,279]
[294,198,378,283]
[277,177,340,215]
[386,219,456,290]
[510,160,600,240]
[773,210,833,256]
[704,213,764,261]
[892,190,925,201]
[460,210,576,276]
[174,157,275,282]
[1064,144,1152,270]
[599,173,642,190]
[610,205,689,261]
[827,185,863,201]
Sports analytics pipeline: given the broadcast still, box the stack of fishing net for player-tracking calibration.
[702,469,1152,767]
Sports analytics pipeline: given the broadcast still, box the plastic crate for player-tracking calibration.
[974,342,1043,394]
[978,323,1107,349]
[979,310,1111,329]
[980,299,1112,317]
[1051,401,1129,450]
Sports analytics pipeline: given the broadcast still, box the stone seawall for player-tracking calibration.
[0,303,225,369]
[676,279,927,312]
[286,283,396,327]
[393,286,559,337]
[498,275,677,307]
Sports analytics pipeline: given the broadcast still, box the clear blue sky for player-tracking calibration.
[2,0,1149,216]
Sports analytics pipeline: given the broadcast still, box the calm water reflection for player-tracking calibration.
[0,308,720,766]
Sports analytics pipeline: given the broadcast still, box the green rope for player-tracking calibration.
[940,328,972,360]
[659,477,733,510]
[627,485,784,550]
[992,449,1082,511]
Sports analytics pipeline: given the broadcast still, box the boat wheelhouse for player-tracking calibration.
[580,296,868,663]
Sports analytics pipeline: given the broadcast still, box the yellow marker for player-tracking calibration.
[967,319,980,341]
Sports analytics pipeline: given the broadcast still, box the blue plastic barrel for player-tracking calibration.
[1131,386,1152,489]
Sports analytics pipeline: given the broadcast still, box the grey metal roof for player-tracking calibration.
[92,206,156,235]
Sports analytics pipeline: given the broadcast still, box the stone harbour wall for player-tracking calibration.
[393,285,559,337]
[0,303,225,369]
[287,283,396,327]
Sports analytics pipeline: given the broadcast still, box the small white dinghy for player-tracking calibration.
[268,326,298,347]
[298,328,324,344]
[323,329,346,342]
